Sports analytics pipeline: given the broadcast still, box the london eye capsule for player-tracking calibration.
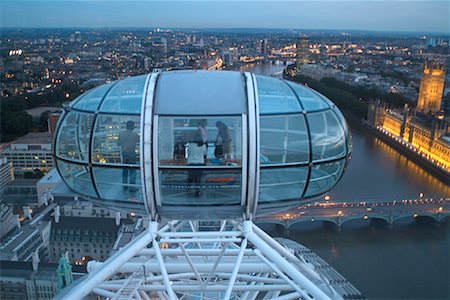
[54,71,351,220]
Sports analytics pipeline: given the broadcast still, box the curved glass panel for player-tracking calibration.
[57,160,97,197]
[287,82,330,112]
[260,114,309,164]
[159,168,242,206]
[92,166,143,202]
[158,116,242,166]
[332,107,352,153]
[92,115,140,165]
[99,75,147,114]
[56,112,94,162]
[304,160,345,197]
[256,75,301,114]
[72,83,114,111]
[307,110,346,162]
[259,167,308,203]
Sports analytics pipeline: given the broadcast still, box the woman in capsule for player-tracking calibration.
[215,121,233,159]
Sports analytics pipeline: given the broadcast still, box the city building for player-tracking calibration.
[0,201,19,239]
[36,169,62,207]
[296,36,310,68]
[417,58,446,114]
[143,57,152,71]
[0,261,59,300]
[0,216,51,262]
[0,255,75,300]
[0,132,53,175]
[259,38,269,55]
[48,111,62,138]
[0,157,14,193]
[1,178,40,209]
[49,216,122,263]
[221,47,239,65]
[367,58,450,173]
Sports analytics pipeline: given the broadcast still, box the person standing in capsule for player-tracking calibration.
[118,120,139,191]
[215,121,233,159]
[187,120,208,197]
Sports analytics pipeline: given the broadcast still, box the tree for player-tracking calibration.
[0,111,33,142]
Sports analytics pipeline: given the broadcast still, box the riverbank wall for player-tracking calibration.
[364,123,450,183]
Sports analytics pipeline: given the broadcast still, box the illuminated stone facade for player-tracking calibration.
[367,57,449,173]
[417,59,446,114]
[368,101,450,171]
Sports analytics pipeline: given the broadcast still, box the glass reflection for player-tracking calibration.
[308,111,346,162]
[159,168,241,206]
[72,83,114,111]
[92,115,140,165]
[93,167,143,202]
[260,115,309,164]
[286,82,330,112]
[99,75,147,114]
[56,112,94,162]
[304,160,345,197]
[256,75,301,114]
[259,167,308,202]
[332,107,352,153]
[57,160,97,197]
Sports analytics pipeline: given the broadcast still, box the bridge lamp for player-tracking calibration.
[438,207,443,212]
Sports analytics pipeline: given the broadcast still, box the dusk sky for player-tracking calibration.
[1,1,449,34]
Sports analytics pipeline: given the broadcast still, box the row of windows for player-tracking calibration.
[52,247,108,254]
[52,242,110,247]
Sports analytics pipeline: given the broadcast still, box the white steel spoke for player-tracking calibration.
[60,220,347,300]
[224,236,248,299]
[168,222,204,285]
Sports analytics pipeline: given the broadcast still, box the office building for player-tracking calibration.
[0,132,53,175]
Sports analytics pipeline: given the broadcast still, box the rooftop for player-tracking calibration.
[10,132,52,145]
[0,261,58,279]
[25,106,61,117]
[0,219,51,260]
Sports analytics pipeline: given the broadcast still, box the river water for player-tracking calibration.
[241,61,450,299]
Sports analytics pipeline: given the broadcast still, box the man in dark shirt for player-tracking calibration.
[118,120,139,190]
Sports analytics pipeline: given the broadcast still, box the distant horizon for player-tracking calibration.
[1,1,448,35]
[0,27,448,37]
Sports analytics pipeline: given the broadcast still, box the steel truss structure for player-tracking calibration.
[62,220,342,300]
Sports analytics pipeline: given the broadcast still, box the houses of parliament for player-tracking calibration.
[368,57,450,173]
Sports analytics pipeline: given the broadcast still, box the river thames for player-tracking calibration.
[241,61,450,300]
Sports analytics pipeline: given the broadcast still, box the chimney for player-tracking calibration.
[54,205,61,223]
[32,250,40,272]
[23,206,32,220]
[115,212,121,226]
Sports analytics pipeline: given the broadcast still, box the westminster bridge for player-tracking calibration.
[256,198,450,231]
